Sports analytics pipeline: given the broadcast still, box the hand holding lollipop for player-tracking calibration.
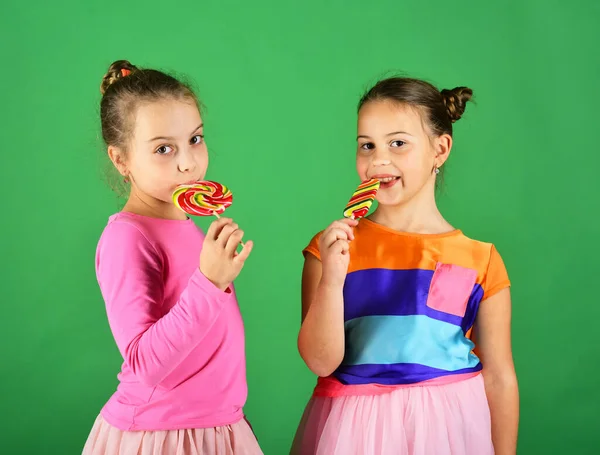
[172,180,251,290]
[172,180,245,246]
[317,179,380,286]
[173,180,244,247]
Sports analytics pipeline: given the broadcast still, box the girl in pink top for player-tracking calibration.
[82,60,263,455]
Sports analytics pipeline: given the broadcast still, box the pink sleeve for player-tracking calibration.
[96,221,231,387]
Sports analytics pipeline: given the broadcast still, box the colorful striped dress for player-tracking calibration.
[291,218,510,455]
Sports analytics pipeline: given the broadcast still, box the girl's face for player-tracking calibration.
[356,100,451,208]
[117,98,208,206]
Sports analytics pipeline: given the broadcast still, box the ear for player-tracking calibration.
[107,146,128,177]
[434,134,453,168]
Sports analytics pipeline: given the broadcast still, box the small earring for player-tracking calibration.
[434,168,440,175]
[123,176,130,183]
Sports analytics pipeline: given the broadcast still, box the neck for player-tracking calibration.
[123,186,187,221]
[369,185,454,234]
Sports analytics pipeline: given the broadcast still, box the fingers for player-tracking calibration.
[340,217,359,228]
[225,229,245,256]
[234,240,254,264]
[320,224,354,249]
[206,217,233,241]
[330,239,350,256]
[326,219,357,241]
[322,228,347,248]
[206,217,252,273]
[319,217,357,259]
[215,222,240,248]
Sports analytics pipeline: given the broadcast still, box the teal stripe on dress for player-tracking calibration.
[342,315,480,372]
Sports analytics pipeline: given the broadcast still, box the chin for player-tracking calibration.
[377,198,406,208]
[159,193,176,204]
[144,191,173,205]
[376,189,407,207]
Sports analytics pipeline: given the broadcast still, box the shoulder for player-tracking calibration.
[454,232,510,299]
[303,230,325,261]
[301,218,376,261]
[454,231,505,264]
[96,213,163,269]
[99,212,157,248]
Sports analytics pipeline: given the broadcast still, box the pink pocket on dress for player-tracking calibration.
[427,263,478,317]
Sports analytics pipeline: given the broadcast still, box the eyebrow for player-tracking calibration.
[148,123,203,142]
[356,131,412,140]
[386,131,411,136]
[357,131,412,140]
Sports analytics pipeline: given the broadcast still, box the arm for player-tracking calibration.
[297,255,346,377]
[475,287,519,455]
[297,219,357,377]
[97,222,232,387]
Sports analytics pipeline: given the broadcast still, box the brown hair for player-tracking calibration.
[99,60,200,194]
[358,77,473,184]
[358,77,473,136]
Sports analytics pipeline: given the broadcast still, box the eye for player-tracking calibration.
[156,145,174,155]
[359,142,375,152]
[190,134,204,145]
[390,140,405,148]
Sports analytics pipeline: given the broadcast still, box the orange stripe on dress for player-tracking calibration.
[344,219,492,281]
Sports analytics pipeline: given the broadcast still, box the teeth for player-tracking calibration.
[379,177,397,183]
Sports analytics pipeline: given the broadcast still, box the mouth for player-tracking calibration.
[179,179,202,187]
[371,174,401,189]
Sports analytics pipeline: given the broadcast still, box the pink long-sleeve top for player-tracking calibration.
[95,212,247,431]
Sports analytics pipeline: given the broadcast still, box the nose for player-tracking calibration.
[177,148,197,173]
[372,147,391,167]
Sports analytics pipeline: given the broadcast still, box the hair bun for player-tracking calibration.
[441,87,473,123]
[100,60,137,95]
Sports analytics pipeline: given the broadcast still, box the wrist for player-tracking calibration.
[211,280,231,292]
[198,267,230,292]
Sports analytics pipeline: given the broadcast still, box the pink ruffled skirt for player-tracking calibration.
[290,374,493,455]
[82,415,263,455]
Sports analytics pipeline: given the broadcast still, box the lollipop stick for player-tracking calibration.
[213,212,245,248]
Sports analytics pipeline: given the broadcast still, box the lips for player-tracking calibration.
[370,174,401,188]
[377,176,399,183]
[180,179,202,186]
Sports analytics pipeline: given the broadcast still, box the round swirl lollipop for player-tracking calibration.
[343,178,380,220]
[173,180,233,217]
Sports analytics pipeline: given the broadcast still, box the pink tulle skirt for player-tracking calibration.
[82,415,263,455]
[291,374,493,455]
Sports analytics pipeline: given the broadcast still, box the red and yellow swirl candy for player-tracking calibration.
[343,178,380,219]
[172,180,233,217]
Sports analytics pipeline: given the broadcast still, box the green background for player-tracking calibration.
[1,0,598,453]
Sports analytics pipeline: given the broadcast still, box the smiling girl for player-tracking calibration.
[292,77,519,455]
